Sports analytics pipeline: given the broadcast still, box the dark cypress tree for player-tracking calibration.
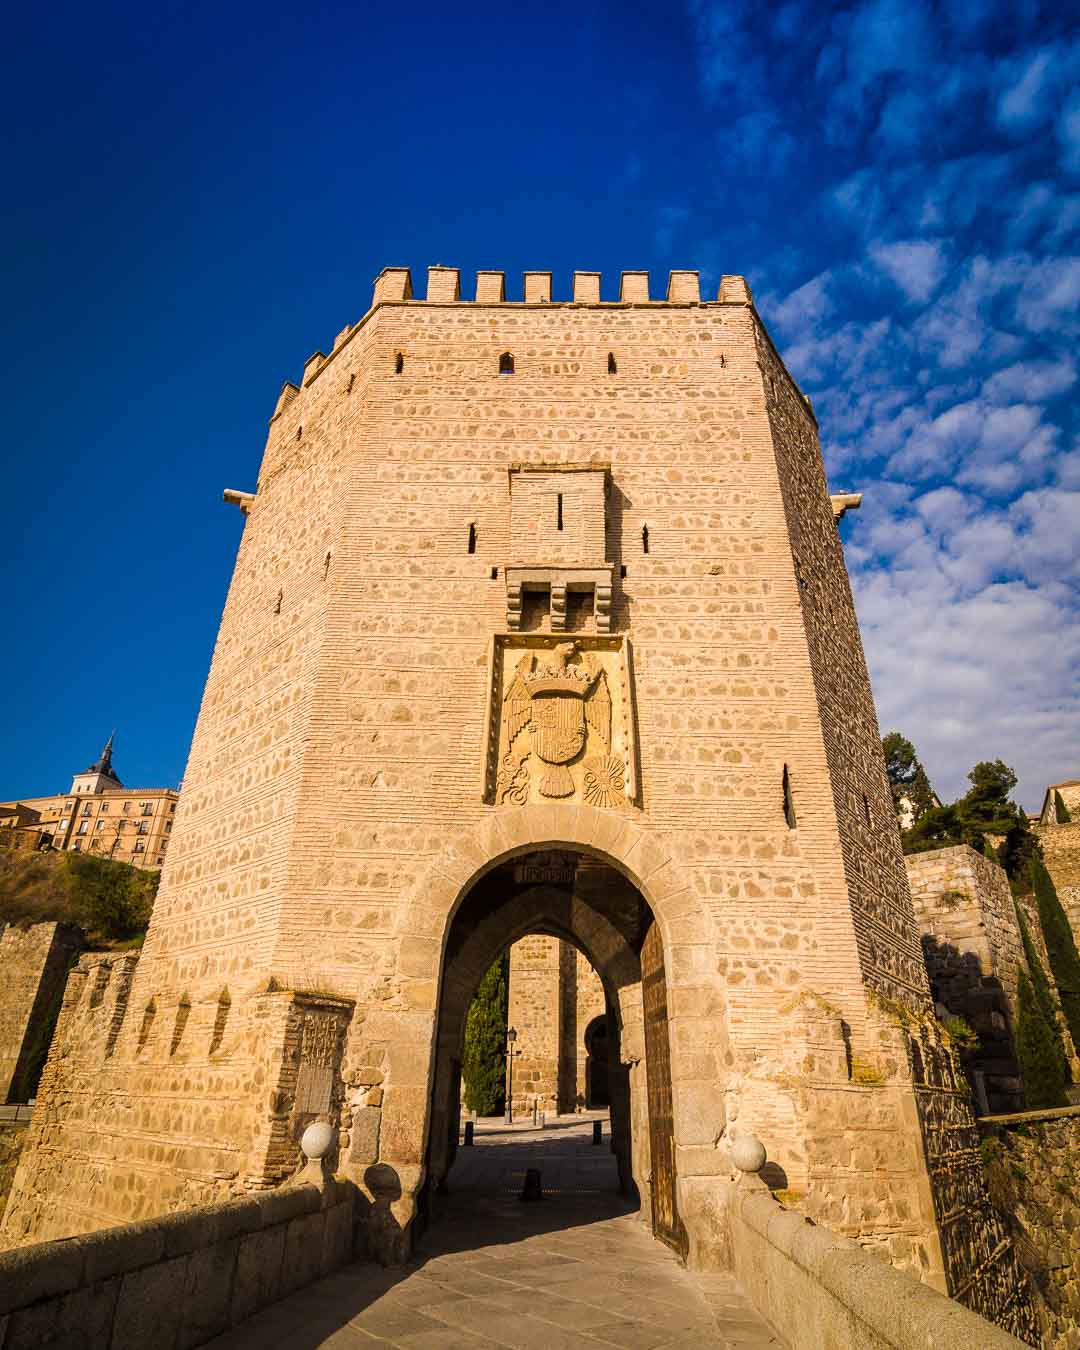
[1054,789,1072,824]
[461,954,509,1116]
[1015,902,1070,1083]
[1015,967,1068,1109]
[1031,856,1080,1054]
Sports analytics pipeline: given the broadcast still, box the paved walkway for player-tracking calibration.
[207,1115,784,1350]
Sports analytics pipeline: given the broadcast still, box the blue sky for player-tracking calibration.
[3,0,1076,810]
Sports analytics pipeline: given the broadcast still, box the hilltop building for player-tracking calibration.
[0,735,177,870]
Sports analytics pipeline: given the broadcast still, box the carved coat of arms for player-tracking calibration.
[496,641,622,804]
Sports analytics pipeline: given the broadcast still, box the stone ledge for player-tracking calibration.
[728,1176,1026,1350]
[0,1181,358,1346]
[979,1104,1080,1127]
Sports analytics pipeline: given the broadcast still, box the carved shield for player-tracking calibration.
[530,691,587,765]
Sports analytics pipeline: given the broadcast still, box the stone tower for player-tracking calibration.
[2,267,1027,1332]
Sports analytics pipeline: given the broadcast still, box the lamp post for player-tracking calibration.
[504,1026,519,1124]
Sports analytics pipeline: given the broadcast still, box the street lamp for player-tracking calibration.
[505,1026,519,1125]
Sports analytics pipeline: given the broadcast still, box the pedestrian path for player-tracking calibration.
[206,1115,784,1349]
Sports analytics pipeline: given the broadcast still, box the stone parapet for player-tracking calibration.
[0,1180,357,1350]
[726,1173,1029,1349]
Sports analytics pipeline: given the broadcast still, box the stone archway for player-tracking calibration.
[422,876,645,1209]
[363,804,726,1269]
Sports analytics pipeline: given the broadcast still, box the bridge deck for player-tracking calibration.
[207,1115,785,1349]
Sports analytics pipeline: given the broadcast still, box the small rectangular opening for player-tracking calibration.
[490,566,498,580]
[557,493,563,531]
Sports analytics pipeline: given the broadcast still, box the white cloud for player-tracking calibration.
[996,47,1060,130]
[983,358,1077,403]
[869,239,948,302]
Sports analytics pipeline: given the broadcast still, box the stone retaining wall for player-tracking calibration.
[0,1181,357,1349]
[979,1105,1080,1350]
[726,1173,1029,1349]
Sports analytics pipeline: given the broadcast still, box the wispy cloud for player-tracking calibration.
[685,0,1080,805]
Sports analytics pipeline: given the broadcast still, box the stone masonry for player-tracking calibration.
[0,923,81,1104]
[3,267,1036,1340]
[979,1106,1080,1350]
[506,935,605,1115]
[906,846,1079,1113]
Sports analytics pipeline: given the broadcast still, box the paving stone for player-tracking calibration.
[203,1118,785,1349]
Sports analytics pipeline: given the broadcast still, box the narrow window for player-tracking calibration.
[499,352,514,375]
[137,999,156,1054]
[720,353,726,368]
[394,353,404,374]
[274,589,283,615]
[557,493,563,531]
[490,566,498,580]
[863,793,872,827]
[210,988,231,1056]
[642,525,650,554]
[783,765,797,829]
[467,523,477,555]
[620,564,628,578]
[608,352,617,374]
[296,425,303,440]
[323,551,331,579]
[346,373,355,394]
[170,997,191,1056]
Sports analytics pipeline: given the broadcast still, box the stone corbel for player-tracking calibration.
[830,492,862,520]
[223,488,256,515]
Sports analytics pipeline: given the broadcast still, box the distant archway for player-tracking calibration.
[584,1013,611,1108]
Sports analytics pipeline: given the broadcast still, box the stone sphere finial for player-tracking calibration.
[301,1121,334,1161]
[731,1134,767,1174]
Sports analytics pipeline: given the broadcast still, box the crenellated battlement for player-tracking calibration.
[373,265,751,307]
[267,266,754,420]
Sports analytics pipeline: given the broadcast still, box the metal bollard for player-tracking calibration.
[463,1120,474,1146]
[520,1167,544,1202]
[592,1119,602,1145]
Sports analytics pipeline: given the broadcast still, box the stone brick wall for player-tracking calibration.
[506,936,606,1114]
[507,934,561,1113]
[906,847,1025,1113]
[0,1180,356,1350]
[979,1106,1080,1349]
[1038,820,1080,942]
[0,923,81,1104]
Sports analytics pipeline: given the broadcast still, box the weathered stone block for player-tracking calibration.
[281,1211,325,1295]
[178,1238,238,1349]
[112,1255,189,1350]
[231,1225,285,1325]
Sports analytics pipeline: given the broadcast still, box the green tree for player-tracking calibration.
[900,759,1038,882]
[1054,790,1072,824]
[1015,967,1068,1109]
[1031,856,1080,1054]
[881,732,935,825]
[461,954,509,1116]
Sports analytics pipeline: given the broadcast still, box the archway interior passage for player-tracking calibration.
[423,849,687,1257]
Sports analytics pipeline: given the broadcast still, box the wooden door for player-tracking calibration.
[641,919,688,1258]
